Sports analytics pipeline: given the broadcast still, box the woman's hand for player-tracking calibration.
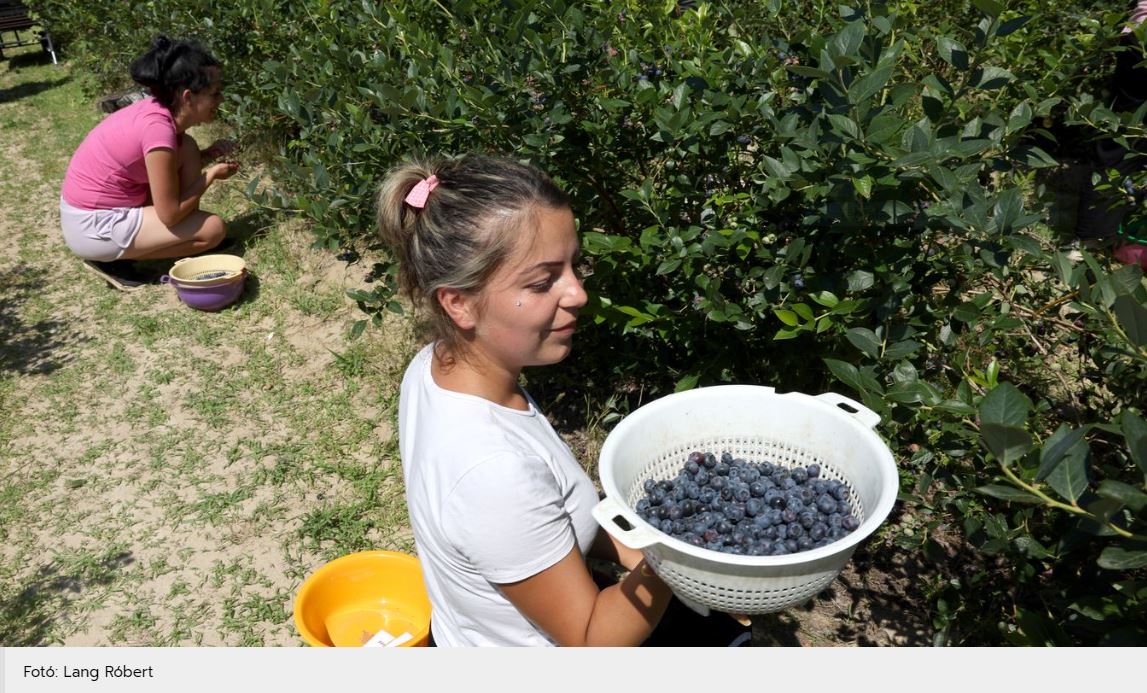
[201,139,236,162]
[207,161,240,182]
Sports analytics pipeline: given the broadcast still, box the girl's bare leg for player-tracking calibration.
[119,134,227,261]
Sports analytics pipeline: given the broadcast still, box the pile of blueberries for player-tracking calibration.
[634,451,861,556]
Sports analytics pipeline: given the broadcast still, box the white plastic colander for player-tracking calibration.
[591,385,898,615]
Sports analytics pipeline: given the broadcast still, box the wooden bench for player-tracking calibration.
[0,0,57,64]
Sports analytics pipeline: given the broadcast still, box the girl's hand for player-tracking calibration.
[201,139,237,162]
[207,161,240,182]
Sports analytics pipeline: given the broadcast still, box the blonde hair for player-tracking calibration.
[377,154,570,356]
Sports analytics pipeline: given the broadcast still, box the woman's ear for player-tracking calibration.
[436,287,478,331]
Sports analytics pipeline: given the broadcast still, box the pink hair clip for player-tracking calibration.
[404,175,439,209]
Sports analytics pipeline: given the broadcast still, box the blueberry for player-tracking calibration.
[798,536,814,550]
[766,509,784,526]
[780,476,797,490]
[706,540,723,552]
[703,453,718,468]
[775,524,788,540]
[766,491,786,510]
[817,495,836,514]
[787,523,804,539]
[643,479,656,494]
[799,511,816,529]
[688,534,705,547]
[791,274,805,290]
[720,452,734,465]
[830,482,849,501]
[751,509,770,526]
[684,459,700,475]
[785,539,799,552]
[837,501,851,515]
[772,544,790,556]
[734,486,751,502]
[720,486,734,502]
[799,487,816,504]
[736,134,752,145]
[745,498,763,517]
[695,468,710,486]
[758,462,775,476]
[750,481,768,498]
[717,521,734,535]
[809,524,827,541]
[806,464,821,479]
[726,503,746,522]
[781,508,797,524]
[671,519,687,534]
[710,476,727,491]
[685,482,700,500]
[763,525,778,539]
[785,496,804,513]
[699,488,717,505]
[791,467,808,484]
[650,488,667,505]
[841,515,861,531]
[713,461,730,476]
[636,498,651,514]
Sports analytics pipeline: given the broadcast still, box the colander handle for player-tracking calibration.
[159,275,172,284]
[816,392,881,429]
[591,496,661,550]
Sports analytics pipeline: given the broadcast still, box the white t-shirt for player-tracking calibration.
[398,344,601,646]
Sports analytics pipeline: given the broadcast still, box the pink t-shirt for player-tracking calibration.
[61,97,179,210]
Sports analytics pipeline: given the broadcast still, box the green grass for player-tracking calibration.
[0,46,412,645]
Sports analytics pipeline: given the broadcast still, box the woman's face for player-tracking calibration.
[186,67,223,125]
[453,205,587,372]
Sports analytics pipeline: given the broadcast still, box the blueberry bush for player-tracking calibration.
[35,0,1147,644]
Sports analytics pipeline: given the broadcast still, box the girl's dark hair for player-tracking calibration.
[377,154,570,356]
[129,35,219,112]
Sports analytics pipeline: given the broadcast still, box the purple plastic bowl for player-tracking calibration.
[161,272,246,311]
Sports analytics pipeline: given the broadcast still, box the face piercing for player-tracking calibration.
[515,300,522,307]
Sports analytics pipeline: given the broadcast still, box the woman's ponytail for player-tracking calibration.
[128,35,219,112]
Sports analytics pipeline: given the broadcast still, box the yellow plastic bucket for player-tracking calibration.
[168,254,246,286]
[294,550,432,647]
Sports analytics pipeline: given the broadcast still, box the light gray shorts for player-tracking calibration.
[59,196,143,261]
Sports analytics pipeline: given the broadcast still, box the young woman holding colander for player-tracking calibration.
[377,154,676,646]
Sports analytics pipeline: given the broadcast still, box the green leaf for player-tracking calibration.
[882,340,923,360]
[846,270,874,292]
[824,358,865,394]
[953,301,981,322]
[1046,441,1090,503]
[1120,410,1147,480]
[972,0,1003,18]
[936,37,968,70]
[981,423,1033,465]
[852,175,874,199]
[976,484,1043,504]
[845,328,881,359]
[833,21,865,58]
[792,303,815,322]
[849,64,894,104]
[1096,480,1147,513]
[1113,295,1147,348]
[1036,425,1092,481]
[1098,546,1147,570]
[349,319,367,340]
[674,372,701,392]
[774,309,800,326]
[1014,536,1053,559]
[975,66,1015,90]
[997,15,1031,36]
[828,114,860,139]
[978,382,1032,426]
[809,291,840,308]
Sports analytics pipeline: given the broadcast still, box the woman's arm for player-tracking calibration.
[144,148,235,228]
[497,546,673,647]
[589,528,645,572]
